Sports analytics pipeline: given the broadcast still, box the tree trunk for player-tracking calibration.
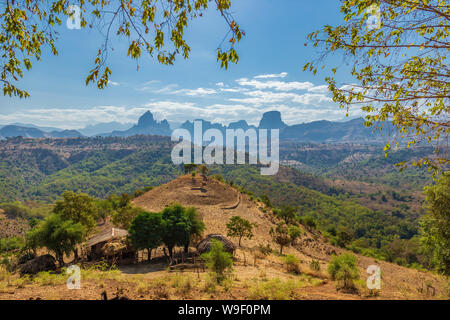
[239,236,242,247]
[184,243,189,254]
[147,248,151,261]
[73,248,79,262]
[280,245,283,255]
[57,252,64,267]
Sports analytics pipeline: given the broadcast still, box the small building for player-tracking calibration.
[85,227,135,264]
[196,234,236,255]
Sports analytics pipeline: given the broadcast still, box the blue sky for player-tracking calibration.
[0,0,363,129]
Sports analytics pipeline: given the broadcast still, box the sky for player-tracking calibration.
[0,0,364,130]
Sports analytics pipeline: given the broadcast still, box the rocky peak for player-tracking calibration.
[258,111,287,129]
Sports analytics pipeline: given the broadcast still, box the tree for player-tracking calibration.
[337,228,354,248]
[226,216,256,247]
[183,164,198,174]
[53,191,98,233]
[53,190,98,260]
[301,216,317,230]
[161,203,191,258]
[328,253,360,291]
[420,172,450,275]
[305,0,449,172]
[275,205,298,225]
[128,211,163,261]
[185,207,205,251]
[112,205,142,230]
[198,164,209,178]
[270,222,292,255]
[95,199,115,224]
[1,0,243,99]
[260,194,272,208]
[201,239,233,283]
[26,214,85,266]
[288,225,302,244]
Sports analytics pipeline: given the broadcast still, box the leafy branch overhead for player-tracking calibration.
[304,0,449,173]
[0,0,244,98]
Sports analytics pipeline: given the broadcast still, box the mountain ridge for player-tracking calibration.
[0,110,386,143]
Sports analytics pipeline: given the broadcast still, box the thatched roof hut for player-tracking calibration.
[86,227,128,248]
[85,227,134,263]
[196,234,236,255]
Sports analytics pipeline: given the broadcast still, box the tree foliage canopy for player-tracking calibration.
[420,171,450,274]
[128,210,163,258]
[53,190,98,233]
[161,203,191,256]
[1,0,243,98]
[26,213,85,266]
[226,215,255,246]
[305,0,449,172]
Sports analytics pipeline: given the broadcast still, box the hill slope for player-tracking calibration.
[133,175,447,300]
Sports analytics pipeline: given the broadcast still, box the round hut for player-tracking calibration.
[196,234,236,254]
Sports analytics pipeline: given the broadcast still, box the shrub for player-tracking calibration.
[283,254,301,274]
[301,216,317,229]
[248,278,299,300]
[201,239,233,283]
[328,253,360,291]
[310,260,321,271]
[257,243,272,257]
[0,236,25,253]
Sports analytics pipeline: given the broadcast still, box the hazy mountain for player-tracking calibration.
[0,123,62,132]
[228,120,256,131]
[101,111,171,137]
[170,111,380,143]
[258,111,287,130]
[79,121,133,136]
[49,129,84,138]
[180,119,226,135]
[280,118,384,142]
[0,125,83,139]
[0,125,48,139]
[2,110,385,143]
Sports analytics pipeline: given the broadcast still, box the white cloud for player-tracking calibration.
[254,72,288,79]
[307,85,329,93]
[236,78,314,91]
[229,90,332,106]
[143,101,258,125]
[174,88,216,96]
[0,106,149,130]
[216,82,224,87]
[292,93,333,105]
[137,82,216,96]
[108,80,120,86]
[219,87,249,93]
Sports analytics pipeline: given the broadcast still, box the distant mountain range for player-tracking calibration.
[79,121,133,136]
[0,110,385,143]
[99,111,171,137]
[0,125,84,140]
[178,111,384,143]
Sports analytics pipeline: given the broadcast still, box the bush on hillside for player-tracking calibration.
[328,253,360,291]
